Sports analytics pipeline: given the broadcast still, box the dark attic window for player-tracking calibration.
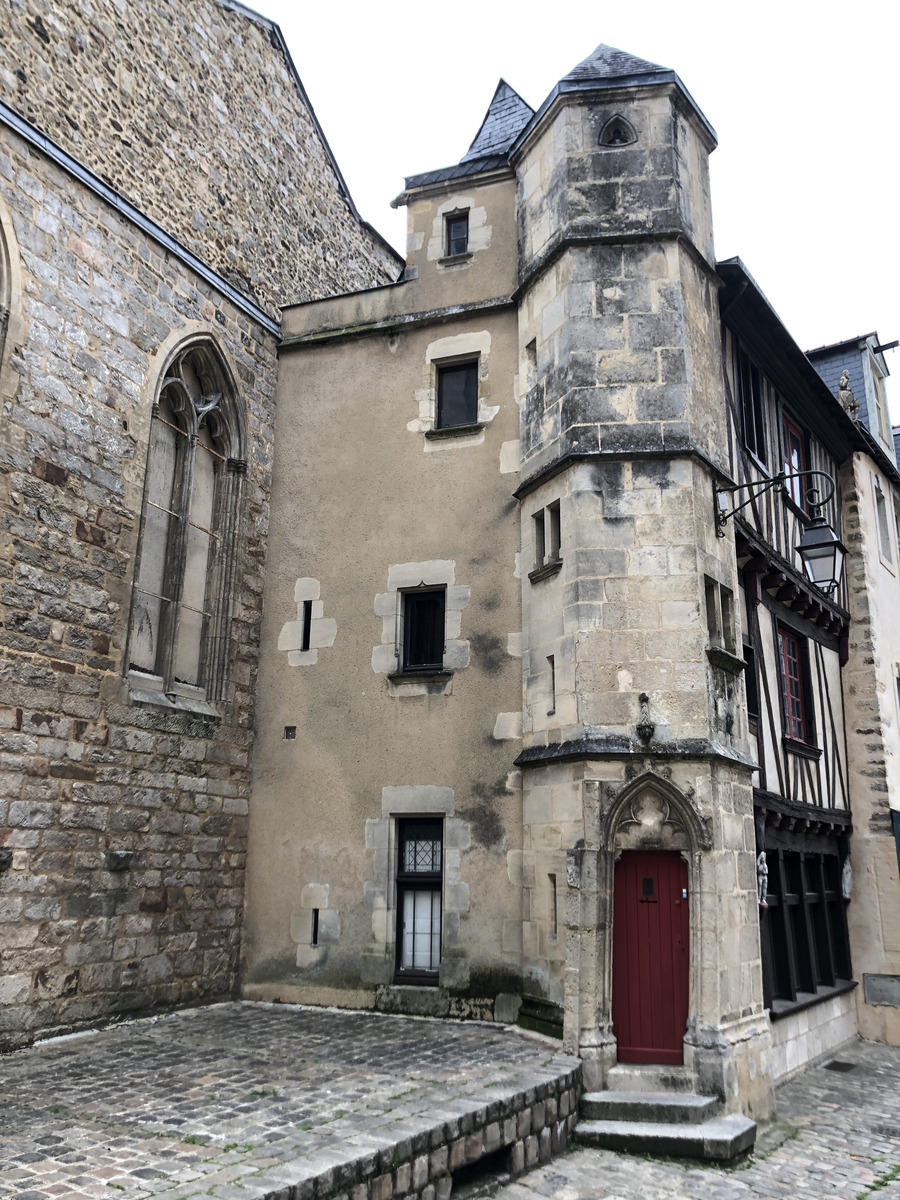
[599,115,637,147]
[445,212,469,256]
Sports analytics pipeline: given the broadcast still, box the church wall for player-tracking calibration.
[0,126,278,1047]
[2,0,399,317]
[243,308,526,1018]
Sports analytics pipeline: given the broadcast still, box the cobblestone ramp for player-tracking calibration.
[0,1002,581,1200]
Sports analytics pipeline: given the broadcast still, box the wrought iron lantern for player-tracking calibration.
[714,469,846,595]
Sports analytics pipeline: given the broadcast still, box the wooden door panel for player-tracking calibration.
[612,850,689,1065]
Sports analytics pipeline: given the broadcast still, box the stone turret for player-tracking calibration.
[512,45,772,1116]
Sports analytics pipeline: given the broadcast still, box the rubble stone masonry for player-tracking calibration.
[0,124,282,1047]
[1,0,399,316]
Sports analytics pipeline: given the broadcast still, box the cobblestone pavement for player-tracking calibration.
[3,1009,899,1200]
[494,1038,900,1200]
[0,1002,577,1200]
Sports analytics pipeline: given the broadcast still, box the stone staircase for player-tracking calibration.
[575,1066,757,1162]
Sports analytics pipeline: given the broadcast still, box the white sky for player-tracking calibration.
[259,0,899,417]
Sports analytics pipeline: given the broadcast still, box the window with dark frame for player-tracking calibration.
[402,588,446,673]
[445,212,469,257]
[759,847,851,1009]
[778,628,811,743]
[436,362,478,429]
[782,415,809,510]
[736,347,767,465]
[396,818,443,979]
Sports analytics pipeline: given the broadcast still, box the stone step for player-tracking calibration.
[581,1090,720,1124]
[606,1063,698,1093]
[575,1114,757,1161]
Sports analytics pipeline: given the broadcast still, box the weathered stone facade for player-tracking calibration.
[0,0,400,1049]
[1,0,399,317]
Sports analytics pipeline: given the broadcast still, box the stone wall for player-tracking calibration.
[840,453,900,1045]
[0,125,277,1048]
[1,0,400,316]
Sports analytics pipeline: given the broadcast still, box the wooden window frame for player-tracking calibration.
[445,211,469,258]
[401,587,446,674]
[782,413,810,513]
[736,346,767,468]
[435,360,479,431]
[777,626,814,747]
[395,817,443,984]
[760,847,851,1012]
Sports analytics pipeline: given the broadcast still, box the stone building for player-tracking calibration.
[1,1,899,1122]
[0,0,399,1049]
[807,335,900,1045]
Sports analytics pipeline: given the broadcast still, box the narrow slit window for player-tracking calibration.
[301,599,313,651]
[533,510,546,567]
[547,502,561,561]
[311,909,319,947]
[549,873,558,938]
[436,362,478,429]
[547,655,556,716]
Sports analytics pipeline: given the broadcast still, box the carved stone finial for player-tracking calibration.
[838,370,860,420]
[636,692,655,743]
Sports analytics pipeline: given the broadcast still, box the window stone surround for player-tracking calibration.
[372,561,470,695]
[362,786,472,989]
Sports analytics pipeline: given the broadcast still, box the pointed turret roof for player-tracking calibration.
[461,80,534,163]
[564,43,666,82]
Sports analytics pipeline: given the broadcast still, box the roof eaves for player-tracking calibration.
[717,257,900,486]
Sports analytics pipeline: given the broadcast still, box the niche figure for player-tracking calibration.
[756,850,769,908]
[838,370,860,419]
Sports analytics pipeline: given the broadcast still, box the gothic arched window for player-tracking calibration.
[599,115,637,148]
[128,340,246,705]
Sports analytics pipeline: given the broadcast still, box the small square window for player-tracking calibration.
[402,589,446,672]
[437,362,478,429]
[445,212,469,257]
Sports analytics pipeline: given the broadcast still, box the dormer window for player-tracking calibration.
[445,212,469,257]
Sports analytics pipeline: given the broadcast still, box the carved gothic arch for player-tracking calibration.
[603,770,712,853]
[598,114,637,148]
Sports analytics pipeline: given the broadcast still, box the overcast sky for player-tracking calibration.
[259,0,898,417]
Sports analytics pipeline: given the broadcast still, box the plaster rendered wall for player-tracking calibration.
[840,453,900,1044]
[401,177,518,312]
[243,310,525,1016]
[0,129,277,1048]
[2,0,399,316]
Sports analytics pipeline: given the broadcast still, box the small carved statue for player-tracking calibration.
[842,856,852,901]
[756,850,769,908]
[636,692,655,743]
[838,370,860,420]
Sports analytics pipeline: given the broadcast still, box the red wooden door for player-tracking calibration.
[612,850,689,1065]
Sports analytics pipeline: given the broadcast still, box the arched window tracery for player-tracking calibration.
[128,340,246,705]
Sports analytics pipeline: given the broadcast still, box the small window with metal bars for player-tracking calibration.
[395,818,443,980]
[127,343,245,703]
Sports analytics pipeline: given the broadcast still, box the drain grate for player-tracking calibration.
[824,1060,856,1072]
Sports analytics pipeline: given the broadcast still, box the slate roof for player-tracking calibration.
[563,44,666,82]
[461,80,534,163]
